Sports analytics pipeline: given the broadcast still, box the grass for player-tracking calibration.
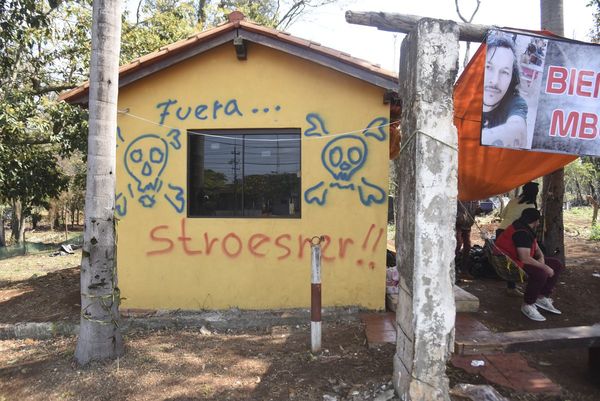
[564,206,593,219]
[0,250,81,283]
[24,229,82,244]
[0,227,82,283]
[589,224,600,241]
[563,207,596,239]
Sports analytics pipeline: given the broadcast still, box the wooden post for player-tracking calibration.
[310,236,322,353]
[345,11,489,42]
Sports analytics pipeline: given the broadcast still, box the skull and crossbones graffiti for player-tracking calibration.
[303,114,387,206]
[115,130,185,216]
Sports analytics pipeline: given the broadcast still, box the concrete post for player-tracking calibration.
[393,18,459,401]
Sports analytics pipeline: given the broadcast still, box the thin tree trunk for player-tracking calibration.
[75,0,124,365]
[540,0,565,265]
[0,206,5,247]
[64,206,69,242]
[11,200,22,244]
[574,177,583,204]
[18,211,26,245]
[589,194,600,225]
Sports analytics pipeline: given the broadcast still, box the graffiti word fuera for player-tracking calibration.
[147,219,385,269]
[156,98,243,125]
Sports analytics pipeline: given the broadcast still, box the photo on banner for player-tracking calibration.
[480,29,600,157]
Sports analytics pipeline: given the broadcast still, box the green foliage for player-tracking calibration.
[0,0,90,232]
[213,0,280,27]
[0,0,344,231]
[564,158,600,206]
[589,0,600,42]
[1,146,68,211]
[566,206,593,218]
[121,0,198,63]
[589,223,600,241]
[120,0,345,64]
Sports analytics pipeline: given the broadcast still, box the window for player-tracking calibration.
[188,129,301,218]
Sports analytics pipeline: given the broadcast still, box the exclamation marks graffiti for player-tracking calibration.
[356,223,384,269]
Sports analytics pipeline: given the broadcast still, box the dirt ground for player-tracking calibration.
[458,212,600,400]
[0,214,599,400]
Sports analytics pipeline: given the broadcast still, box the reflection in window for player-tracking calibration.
[188,129,301,218]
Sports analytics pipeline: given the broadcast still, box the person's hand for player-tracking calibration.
[544,265,554,277]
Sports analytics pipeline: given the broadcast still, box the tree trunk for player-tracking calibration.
[589,195,600,225]
[0,206,5,247]
[574,177,583,205]
[49,203,57,231]
[18,211,26,245]
[75,0,124,366]
[540,0,564,36]
[64,206,69,242]
[11,200,23,244]
[542,170,566,262]
[540,0,565,265]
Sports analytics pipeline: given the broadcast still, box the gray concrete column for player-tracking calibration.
[393,18,459,401]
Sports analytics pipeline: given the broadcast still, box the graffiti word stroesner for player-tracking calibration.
[147,218,385,267]
[546,66,600,140]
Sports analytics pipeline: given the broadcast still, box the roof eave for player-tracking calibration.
[60,22,398,105]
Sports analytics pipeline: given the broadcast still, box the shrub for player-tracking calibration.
[590,224,600,241]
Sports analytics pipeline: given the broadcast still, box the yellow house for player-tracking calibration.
[61,12,398,311]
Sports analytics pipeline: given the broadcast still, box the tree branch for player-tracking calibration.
[455,0,481,23]
[345,10,490,42]
[32,83,78,95]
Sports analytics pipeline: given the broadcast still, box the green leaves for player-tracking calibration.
[121,0,197,63]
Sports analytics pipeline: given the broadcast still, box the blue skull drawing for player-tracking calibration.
[125,134,168,193]
[116,131,185,215]
[304,114,387,206]
[322,135,367,181]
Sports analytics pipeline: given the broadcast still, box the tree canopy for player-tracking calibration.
[0,0,342,243]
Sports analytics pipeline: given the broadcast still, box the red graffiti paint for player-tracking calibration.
[321,235,335,262]
[362,224,376,250]
[145,221,381,267]
[297,235,312,259]
[147,225,174,255]
[222,232,243,257]
[178,218,202,255]
[248,233,270,257]
[372,228,384,252]
[275,234,292,260]
[338,238,354,258]
[204,233,219,255]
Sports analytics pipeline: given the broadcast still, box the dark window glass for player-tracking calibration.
[188,129,301,218]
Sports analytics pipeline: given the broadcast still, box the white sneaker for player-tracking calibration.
[521,303,546,321]
[535,297,562,315]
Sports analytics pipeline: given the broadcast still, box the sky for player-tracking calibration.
[288,0,596,72]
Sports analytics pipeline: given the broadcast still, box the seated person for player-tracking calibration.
[495,208,564,322]
[455,200,481,277]
[496,181,539,296]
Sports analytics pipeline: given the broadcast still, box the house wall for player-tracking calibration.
[116,42,390,310]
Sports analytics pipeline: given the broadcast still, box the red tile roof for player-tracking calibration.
[60,12,398,104]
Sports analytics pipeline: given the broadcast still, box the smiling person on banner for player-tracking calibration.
[481,34,528,149]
